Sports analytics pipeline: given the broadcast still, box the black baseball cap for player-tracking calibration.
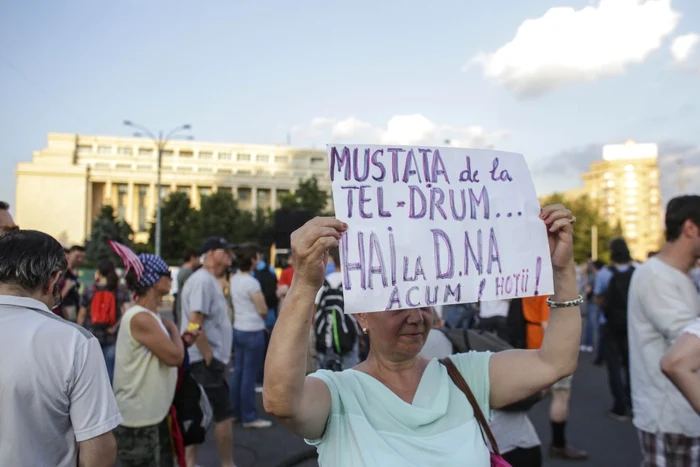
[201,237,236,255]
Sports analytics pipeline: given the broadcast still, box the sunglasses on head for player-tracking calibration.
[158,269,172,278]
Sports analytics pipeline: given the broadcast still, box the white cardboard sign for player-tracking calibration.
[328,144,554,314]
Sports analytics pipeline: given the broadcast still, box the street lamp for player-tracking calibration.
[123,120,192,257]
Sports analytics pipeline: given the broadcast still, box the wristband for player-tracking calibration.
[546,295,584,309]
[187,322,200,331]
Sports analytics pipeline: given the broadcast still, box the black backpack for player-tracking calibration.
[602,266,635,334]
[314,279,358,356]
[505,298,528,349]
[254,266,279,311]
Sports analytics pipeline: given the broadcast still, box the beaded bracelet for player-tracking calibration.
[546,294,584,309]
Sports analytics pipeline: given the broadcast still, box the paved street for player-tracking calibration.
[191,352,642,467]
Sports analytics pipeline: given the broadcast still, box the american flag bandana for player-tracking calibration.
[106,240,145,279]
[106,240,169,289]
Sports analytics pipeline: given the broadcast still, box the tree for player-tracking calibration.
[278,176,328,216]
[198,190,243,243]
[85,205,134,266]
[540,193,623,264]
[148,191,200,264]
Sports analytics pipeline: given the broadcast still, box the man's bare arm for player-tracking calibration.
[78,432,117,467]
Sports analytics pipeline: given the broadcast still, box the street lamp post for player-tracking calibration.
[123,121,192,258]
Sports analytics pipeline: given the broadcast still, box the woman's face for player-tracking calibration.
[153,274,172,296]
[356,307,433,361]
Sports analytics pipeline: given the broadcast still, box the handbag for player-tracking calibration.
[439,358,511,467]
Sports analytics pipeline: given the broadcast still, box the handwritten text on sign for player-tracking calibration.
[328,145,554,314]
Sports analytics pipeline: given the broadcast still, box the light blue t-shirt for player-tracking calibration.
[305,351,493,467]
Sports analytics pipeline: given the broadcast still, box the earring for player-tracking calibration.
[362,328,368,334]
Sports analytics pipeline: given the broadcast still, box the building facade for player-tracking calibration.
[580,141,663,261]
[15,133,332,246]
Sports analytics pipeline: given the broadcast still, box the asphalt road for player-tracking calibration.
[191,352,642,467]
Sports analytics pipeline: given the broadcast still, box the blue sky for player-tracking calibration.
[2,0,699,208]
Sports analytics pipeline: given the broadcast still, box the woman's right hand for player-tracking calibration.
[290,217,347,290]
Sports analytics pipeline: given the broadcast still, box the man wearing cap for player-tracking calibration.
[180,237,236,467]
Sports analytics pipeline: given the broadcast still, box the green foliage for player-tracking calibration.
[148,191,200,263]
[85,205,134,266]
[540,193,623,264]
[278,176,328,216]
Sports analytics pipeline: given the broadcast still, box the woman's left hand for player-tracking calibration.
[541,204,575,270]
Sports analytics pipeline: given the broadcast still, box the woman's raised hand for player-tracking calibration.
[541,204,575,270]
[290,217,347,290]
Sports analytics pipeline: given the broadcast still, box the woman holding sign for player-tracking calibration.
[263,204,582,466]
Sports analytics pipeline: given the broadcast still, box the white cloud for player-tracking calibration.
[471,0,680,98]
[670,33,700,72]
[291,114,508,149]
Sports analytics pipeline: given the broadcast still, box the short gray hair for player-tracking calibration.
[0,230,67,292]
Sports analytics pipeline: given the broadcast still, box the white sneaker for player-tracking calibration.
[243,418,272,429]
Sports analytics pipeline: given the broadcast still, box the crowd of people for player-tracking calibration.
[1,194,700,467]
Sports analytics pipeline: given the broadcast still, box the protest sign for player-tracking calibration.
[328,144,554,314]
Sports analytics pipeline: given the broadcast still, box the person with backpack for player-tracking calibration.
[252,245,280,388]
[594,237,635,420]
[313,246,359,371]
[77,258,130,383]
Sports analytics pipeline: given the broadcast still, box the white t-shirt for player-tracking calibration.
[0,295,122,467]
[479,299,510,319]
[628,257,700,436]
[682,318,700,339]
[230,272,265,332]
[420,329,455,360]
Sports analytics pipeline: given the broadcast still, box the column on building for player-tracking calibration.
[271,187,277,211]
[192,183,199,209]
[251,186,258,211]
[126,181,135,224]
[105,180,113,204]
[148,182,156,222]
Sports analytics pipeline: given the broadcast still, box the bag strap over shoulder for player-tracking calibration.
[439,357,500,455]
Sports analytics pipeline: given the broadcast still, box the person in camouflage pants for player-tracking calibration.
[113,419,173,467]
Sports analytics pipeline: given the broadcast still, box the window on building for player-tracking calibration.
[116,184,127,220]
[117,146,132,155]
[177,166,193,172]
[94,162,110,169]
[199,187,212,199]
[138,147,154,156]
[178,186,191,196]
[275,155,289,164]
[218,168,233,174]
[238,169,252,175]
[258,190,269,202]
[97,145,112,154]
[256,154,270,163]
[179,150,194,158]
[199,167,213,173]
[311,157,325,166]
[161,165,173,172]
[218,152,232,160]
[116,163,132,170]
[199,151,213,159]
[159,186,170,200]
[237,153,251,162]
[162,149,174,158]
[137,185,148,231]
[137,164,152,171]
[238,188,251,200]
